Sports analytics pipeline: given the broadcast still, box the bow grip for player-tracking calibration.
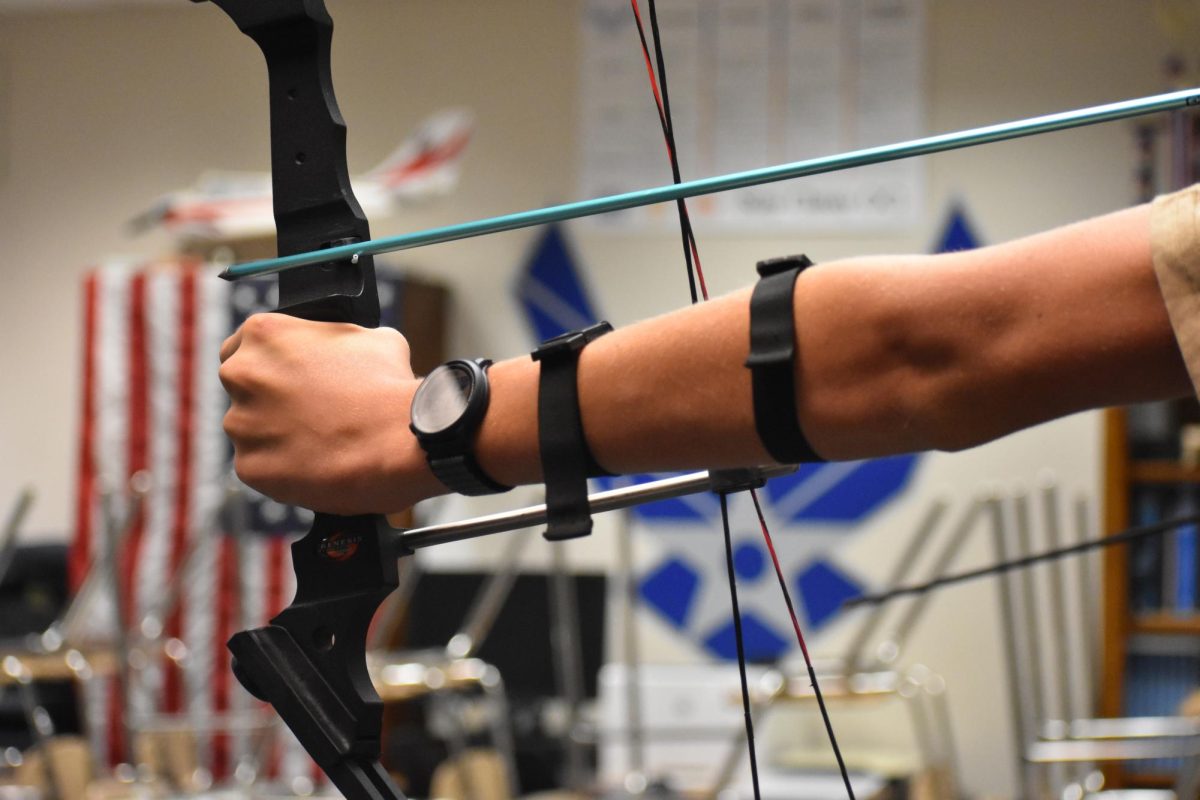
[197,3,404,799]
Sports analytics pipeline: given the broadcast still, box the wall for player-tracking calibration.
[0,1,1184,796]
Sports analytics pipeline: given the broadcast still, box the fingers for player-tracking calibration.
[218,315,297,400]
[217,311,419,514]
[219,326,242,363]
[218,342,259,405]
[219,313,280,376]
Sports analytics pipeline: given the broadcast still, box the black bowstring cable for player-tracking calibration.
[751,492,857,799]
[628,6,760,798]
[720,492,764,800]
[629,3,856,798]
[645,0,707,304]
[630,0,707,304]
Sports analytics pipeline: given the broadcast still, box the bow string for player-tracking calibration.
[627,3,856,799]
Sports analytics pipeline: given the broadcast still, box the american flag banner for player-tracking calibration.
[72,258,428,789]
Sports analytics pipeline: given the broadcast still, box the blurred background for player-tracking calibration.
[0,2,1198,799]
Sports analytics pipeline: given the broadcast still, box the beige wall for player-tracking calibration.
[0,1,1176,537]
[0,1,1186,796]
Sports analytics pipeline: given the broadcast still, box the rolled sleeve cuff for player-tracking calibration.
[1152,184,1200,399]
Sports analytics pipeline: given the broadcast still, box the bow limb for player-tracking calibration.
[197,2,404,799]
[202,0,379,322]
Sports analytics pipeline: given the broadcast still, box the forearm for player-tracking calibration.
[219,199,1192,515]
[477,290,766,486]
[475,202,1191,487]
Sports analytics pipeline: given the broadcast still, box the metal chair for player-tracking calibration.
[988,483,1200,799]
[364,526,536,800]
[597,497,970,800]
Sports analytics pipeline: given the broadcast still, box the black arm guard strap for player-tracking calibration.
[531,321,614,542]
[744,255,825,464]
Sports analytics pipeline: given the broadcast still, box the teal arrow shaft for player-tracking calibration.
[222,87,1200,280]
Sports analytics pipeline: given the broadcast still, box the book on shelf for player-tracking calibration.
[1123,637,1200,775]
[1128,485,1200,615]
[1173,491,1198,612]
[1127,400,1179,460]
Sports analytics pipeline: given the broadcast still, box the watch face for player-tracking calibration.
[412,363,475,435]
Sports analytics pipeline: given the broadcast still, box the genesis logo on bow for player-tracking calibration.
[319,531,363,562]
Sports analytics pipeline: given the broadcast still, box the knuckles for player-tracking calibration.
[218,313,413,515]
[231,451,282,502]
[374,325,410,354]
[217,359,262,400]
[239,311,286,342]
[221,407,249,441]
[371,327,414,377]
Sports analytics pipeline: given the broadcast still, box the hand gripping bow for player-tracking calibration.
[193,2,408,799]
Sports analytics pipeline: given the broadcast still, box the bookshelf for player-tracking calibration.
[1102,402,1200,788]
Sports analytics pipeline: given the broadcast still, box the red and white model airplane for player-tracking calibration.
[131,108,474,241]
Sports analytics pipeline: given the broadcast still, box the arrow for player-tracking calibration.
[222,88,1200,280]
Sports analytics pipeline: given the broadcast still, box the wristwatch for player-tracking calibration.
[409,358,511,496]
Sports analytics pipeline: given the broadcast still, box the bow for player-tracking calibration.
[194,3,1200,800]
[194,3,406,799]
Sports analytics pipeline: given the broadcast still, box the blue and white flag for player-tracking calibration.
[933,199,982,253]
[514,208,985,661]
[515,225,601,341]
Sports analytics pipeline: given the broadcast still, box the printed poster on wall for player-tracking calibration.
[579,0,925,231]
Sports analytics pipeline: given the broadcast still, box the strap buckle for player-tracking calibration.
[756,253,813,278]
[531,321,614,361]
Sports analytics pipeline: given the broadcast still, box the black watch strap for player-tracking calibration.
[427,452,511,496]
[744,255,825,464]
[531,321,614,542]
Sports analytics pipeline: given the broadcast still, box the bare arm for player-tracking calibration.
[479,203,1189,476]
[219,203,1192,514]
